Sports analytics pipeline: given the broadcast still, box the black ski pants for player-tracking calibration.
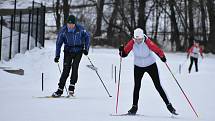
[188,57,198,72]
[58,51,83,89]
[132,63,170,106]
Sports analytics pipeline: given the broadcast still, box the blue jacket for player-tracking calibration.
[55,24,90,57]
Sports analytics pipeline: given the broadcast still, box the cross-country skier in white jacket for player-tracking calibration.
[119,28,178,115]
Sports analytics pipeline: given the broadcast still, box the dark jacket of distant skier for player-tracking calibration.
[55,24,90,57]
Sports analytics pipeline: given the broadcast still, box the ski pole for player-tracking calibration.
[86,56,112,97]
[116,55,122,114]
[57,63,69,96]
[165,62,199,118]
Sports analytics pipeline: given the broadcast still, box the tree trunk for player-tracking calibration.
[55,0,61,31]
[183,0,189,50]
[63,0,69,24]
[130,0,136,29]
[206,0,215,53]
[199,0,207,42]
[188,0,194,48]
[94,0,105,37]
[154,0,160,42]
[107,0,120,43]
[138,0,146,33]
[168,0,181,51]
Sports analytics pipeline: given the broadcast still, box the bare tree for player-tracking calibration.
[63,0,69,24]
[54,0,61,31]
[153,0,162,42]
[199,0,207,42]
[183,0,189,49]
[188,0,194,47]
[94,0,105,37]
[130,0,136,29]
[107,0,120,44]
[206,0,215,53]
[168,0,181,51]
[138,0,146,32]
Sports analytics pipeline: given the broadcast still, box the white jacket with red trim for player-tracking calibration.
[187,45,203,58]
[123,38,165,67]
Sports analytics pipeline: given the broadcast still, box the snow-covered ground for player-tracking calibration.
[0,40,215,121]
[1,26,36,60]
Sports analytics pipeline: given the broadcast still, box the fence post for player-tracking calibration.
[18,11,22,53]
[27,10,31,50]
[0,16,3,61]
[35,8,39,47]
[31,0,34,36]
[9,15,13,59]
[42,5,46,47]
[13,0,17,28]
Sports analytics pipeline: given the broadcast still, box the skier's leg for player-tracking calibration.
[58,52,73,90]
[147,63,177,114]
[147,63,170,105]
[69,52,83,91]
[194,58,198,72]
[188,57,194,73]
[128,65,145,114]
[53,52,72,97]
[132,65,145,106]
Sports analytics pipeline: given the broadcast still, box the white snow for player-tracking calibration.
[1,26,36,60]
[0,40,215,121]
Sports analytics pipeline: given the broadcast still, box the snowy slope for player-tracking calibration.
[0,40,215,121]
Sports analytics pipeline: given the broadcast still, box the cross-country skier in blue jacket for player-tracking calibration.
[52,15,90,97]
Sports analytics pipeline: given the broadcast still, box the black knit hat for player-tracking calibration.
[67,15,76,24]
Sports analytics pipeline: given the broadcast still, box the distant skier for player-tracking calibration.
[52,15,90,97]
[119,28,177,115]
[187,41,203,73]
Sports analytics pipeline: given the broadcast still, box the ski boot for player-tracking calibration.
[52,88,63,97]
[128,105,138,115]
[68,84,75,97]
[167,103,178,115]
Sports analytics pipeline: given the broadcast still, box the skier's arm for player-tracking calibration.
[119,39,134,57]
[199,47,203,58]
[145,38,165,58]
[83,30,90,51]
[55,31,64,58]
[187,46,194,58]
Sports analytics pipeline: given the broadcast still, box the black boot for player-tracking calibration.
[167,103,178,115]
[68,84,75,96]
[128,105,138,115]
[52,88,63,97]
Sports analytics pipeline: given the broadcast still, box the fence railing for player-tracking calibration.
[0,1,46,61]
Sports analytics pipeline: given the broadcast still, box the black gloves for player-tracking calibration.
[119,45,124,52]
[54,57,59,63]
[187,54,189,59]
[119,45,128,57]
[160,56,167,62]
[119,45,124,57]
[83,50,88,55]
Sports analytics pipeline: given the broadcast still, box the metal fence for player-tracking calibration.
[0,1,45,61]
